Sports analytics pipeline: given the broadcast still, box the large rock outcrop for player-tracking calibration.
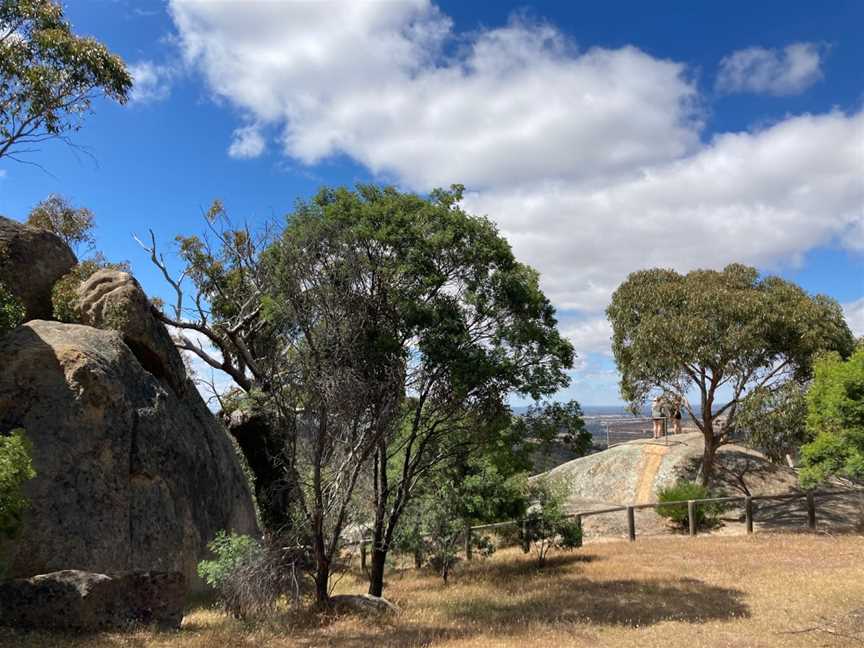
[0,570,184,630]
[0,215,76,320]
[0,320,259,590]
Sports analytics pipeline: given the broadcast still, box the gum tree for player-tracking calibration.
[0,0,131,161]
[607,264,854,484]
[26,194,95,255]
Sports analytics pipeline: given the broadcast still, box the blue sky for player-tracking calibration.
[1,0,862,406]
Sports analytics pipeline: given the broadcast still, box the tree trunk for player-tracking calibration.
[701,414,716,486]
[368,547,387,598]
[312,512,331,606]
[314,559,330,607]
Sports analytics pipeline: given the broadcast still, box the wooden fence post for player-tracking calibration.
[360,540,367,571]
[688,500,697,537]
[806,492,816,530]
[745,496,753,534]
[464,525,473,560]
[626,506,636,542]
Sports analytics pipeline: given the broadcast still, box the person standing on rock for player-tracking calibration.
[651,396,665,439]
[671,395,684,434]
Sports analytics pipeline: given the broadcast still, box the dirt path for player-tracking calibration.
[635,443,669,504]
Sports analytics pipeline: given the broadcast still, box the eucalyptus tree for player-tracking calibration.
[334,186,574,598]
[607,264,854,484]
[0,0,131,161]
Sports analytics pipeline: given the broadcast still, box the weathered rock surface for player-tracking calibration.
[330,594,401,615]
[0,320,259,590]
[538,433,860,538]
[0,215,76,320]
[0,569,184,630]
[76,269,188,397]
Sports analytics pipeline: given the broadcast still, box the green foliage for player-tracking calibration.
[799,346,864,487]
[0,281,24,334]
[0,429,36,574]
[657,481,727,529]
[26,194,95,254]
[522,477,582,566]
[737,381,808,463]
[197,531,262,592]
[51,256,129,323]
[0,0,132,160]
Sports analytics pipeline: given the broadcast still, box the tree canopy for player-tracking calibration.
[26,194,95,254]
[607,263,854,483]
[0,0,131,161]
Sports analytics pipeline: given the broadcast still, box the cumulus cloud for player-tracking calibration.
[716,43,825,95]
[228,125,266,159]
[169,1,701,188]
[844,298,864,338]
[128,61,176,103]
[168,1,863,361]
[464,111,864,309]
[559,316,613,357]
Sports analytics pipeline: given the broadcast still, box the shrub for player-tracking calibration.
[0,282,24,335]
[521,478,582,567]
[799,346,864,487]
[0,429,36,575]
[657,480,727,529]
[198,531,312,618]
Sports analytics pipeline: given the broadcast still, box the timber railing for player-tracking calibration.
[354,488,863,570]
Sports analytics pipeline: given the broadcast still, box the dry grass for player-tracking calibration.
[2,533,863,647]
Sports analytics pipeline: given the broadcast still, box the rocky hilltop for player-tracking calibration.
[0,217,258,591]
[539,432,860,538]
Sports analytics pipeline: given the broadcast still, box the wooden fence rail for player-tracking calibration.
[353,488,863,570]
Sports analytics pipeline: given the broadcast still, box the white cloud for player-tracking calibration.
[844,298,864,338]
[716,43,825,95]
[169,1,701,189]
[168,2,864,362]
[128,61,175,103]
[228,125,266,159]
[560,316,612,357]
[464,110,864,310]
[0,169,6,178]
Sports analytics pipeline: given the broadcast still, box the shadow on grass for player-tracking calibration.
[444,575,749,629]
[460,552,601,582]
[390,551,601,595]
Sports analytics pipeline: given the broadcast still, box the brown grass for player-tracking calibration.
[2,533,863,647]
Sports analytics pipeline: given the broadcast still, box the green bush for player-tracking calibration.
[0,429,36,575]
[656,480,727,529]
[197,531,262,591]
[521,478,582,566]
[0,282,24,334]
[197,531,311,617]
[799,346,864,487]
